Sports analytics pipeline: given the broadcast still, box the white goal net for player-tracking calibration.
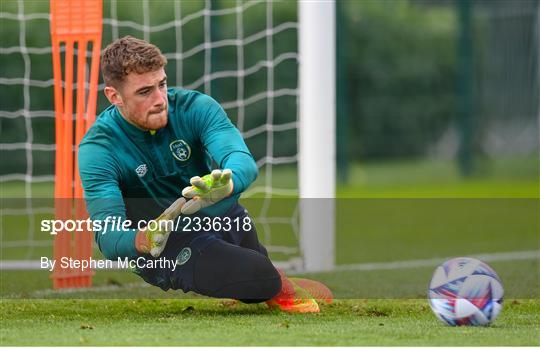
[0,0,335,272]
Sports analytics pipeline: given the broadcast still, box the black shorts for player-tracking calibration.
[134,202,269,294]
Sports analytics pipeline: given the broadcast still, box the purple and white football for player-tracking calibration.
[428,257,504,326]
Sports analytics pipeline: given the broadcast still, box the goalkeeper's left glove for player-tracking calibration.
[135,197,186,257]
[181,169,233,214]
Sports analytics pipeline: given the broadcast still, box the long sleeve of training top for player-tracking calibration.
[78,88,258,260]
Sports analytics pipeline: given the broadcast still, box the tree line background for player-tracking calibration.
[0,0,538,179]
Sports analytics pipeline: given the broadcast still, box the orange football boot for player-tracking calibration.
[266,270,320,313]
[289,277,333,304]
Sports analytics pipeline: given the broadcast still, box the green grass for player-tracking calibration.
[1,299,539,346]
[1,157,539,345]
[2,156,538,198]
[1,259,539,300]
[1,258,539,344]
[337,156,539,198]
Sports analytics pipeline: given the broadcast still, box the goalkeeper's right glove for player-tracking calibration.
[135,197,185,257]
[181,169,234,214]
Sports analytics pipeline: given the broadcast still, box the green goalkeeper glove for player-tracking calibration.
[181,169,234,214]
[135,197,186,257]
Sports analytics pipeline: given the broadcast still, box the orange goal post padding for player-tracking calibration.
[50,0,102,289]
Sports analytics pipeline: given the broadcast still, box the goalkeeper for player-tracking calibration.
[78,36,331,313]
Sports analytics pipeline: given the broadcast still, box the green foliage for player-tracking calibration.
[343,0,457,159]
[1,0,536,176]
[0,0,300,176]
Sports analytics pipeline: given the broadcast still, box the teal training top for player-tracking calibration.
[78,88,258,260]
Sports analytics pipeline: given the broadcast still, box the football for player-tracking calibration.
[428,257,504,326]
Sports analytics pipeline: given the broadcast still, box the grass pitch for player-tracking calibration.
[1,157,539,345]
[1,249,538,345]
[1,299,539,346]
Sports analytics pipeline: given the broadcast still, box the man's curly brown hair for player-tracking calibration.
[101,36,167,87]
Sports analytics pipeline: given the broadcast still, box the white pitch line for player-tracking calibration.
[1,250,538,297]
[1,250,538,273]
[2,248,538,298]
[7,281,153,299]
[0,260,126,270]
[332,250,540,272]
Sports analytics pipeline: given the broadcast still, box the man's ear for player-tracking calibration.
[104,86,123,107]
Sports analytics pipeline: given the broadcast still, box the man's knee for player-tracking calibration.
[193,240,281,301]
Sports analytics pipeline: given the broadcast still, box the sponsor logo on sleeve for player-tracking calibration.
[135,164,148,177]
